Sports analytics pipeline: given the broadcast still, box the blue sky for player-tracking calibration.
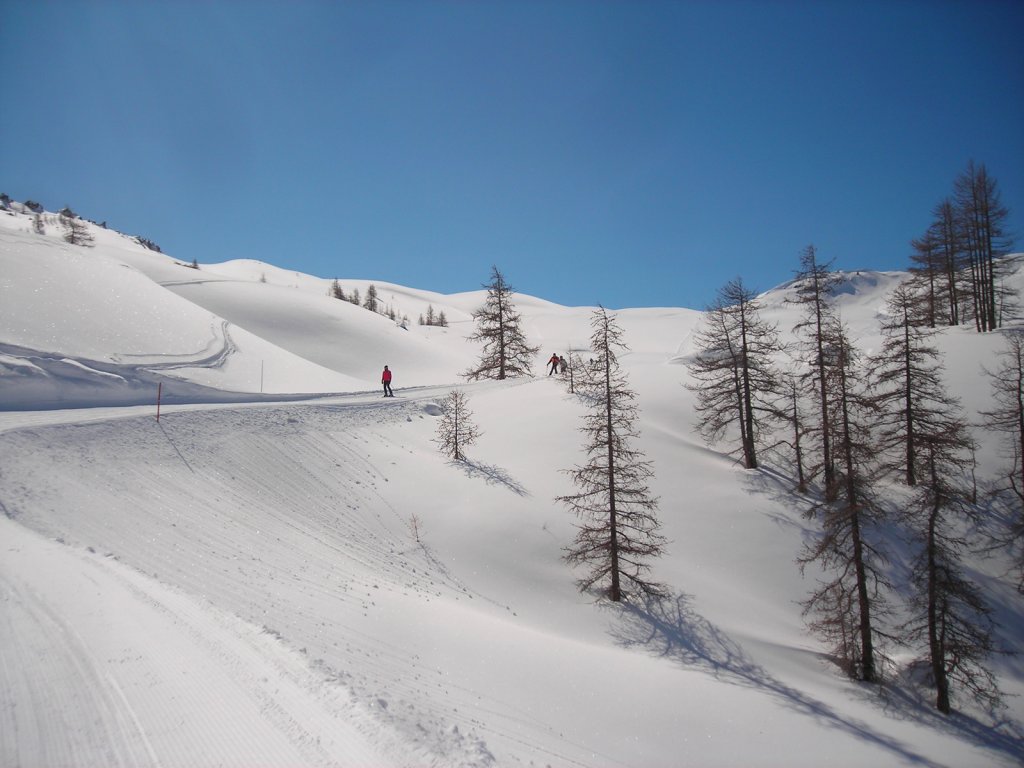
[2,1,1022,309]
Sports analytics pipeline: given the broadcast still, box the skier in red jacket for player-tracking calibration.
[382,365,394,397]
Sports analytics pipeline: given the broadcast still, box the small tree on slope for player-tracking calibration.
[434,390,481,462]
[464,266,539,381]
[558,307,666,602]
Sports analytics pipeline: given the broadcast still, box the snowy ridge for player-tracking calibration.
[1,205,1023,767]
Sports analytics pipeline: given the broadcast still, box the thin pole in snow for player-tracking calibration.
[156,381,162,422]
[260,360,264,393]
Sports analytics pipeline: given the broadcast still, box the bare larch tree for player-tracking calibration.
[434,389,481,462]
[789,245,842,501]
[870,283,950,487]
[558,307,666,602]
[900,384,1000,713]
[798,321,889,683]
[954,161,1013,332]
[464,266,539,381]
[688,277,784,469]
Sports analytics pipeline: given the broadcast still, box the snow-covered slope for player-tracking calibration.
[1,206,1022,767]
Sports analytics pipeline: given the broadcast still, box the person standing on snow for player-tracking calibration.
[382,365,394,397]
[547,353,560,376]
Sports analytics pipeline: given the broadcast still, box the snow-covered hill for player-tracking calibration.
[1,206,1022,767]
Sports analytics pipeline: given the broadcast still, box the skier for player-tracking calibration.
[382,365,394,397]
[547,353,560,376]
[559,355,567,374]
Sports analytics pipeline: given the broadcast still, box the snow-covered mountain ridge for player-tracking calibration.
[1,204,1022,767]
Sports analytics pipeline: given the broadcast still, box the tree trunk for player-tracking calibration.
[604,346,621,602]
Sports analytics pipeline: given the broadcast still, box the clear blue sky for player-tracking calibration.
[2,1,1022,309]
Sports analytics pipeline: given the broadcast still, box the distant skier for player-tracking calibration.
[558,355,567,374]
[547,353,560,376]
[382,365,394,397]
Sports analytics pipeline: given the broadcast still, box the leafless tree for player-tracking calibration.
[61,213,94,247]
[434,390,481,462]
[789,245,842,501]
[363,284,380,313]
[559,307,666,602]
[901,397,1000,713]
[909,199,964,327]
[870,283,951,487]
[464,266,539,380]
[688,277,784,469]
[954,162,1014,332]
[798,321,889,683]
[981,330,1024,501]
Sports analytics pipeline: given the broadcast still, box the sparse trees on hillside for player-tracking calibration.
[789,245,842,501]
[558,307,666,602]
[464,266,539,381]
[61,212,94,247]
[688,277,784,470]
[330,279,346,300]
[798,321,889,683]
[435,390,481,462]
[420,305,448,327]
[363,284,380,314]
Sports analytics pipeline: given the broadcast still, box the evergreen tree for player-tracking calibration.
[464,266,539,380]
[688,277,784,469]
[350,288,361,306]
[434,390,481,462]
[789,246,842,500]
[426,305,436,326]
[330,279,345,300]
[437,310,448,328]
[558,307,666,602]
[798,321,889,683]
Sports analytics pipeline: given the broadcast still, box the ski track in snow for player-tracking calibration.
[0,393,603,768]
[0,515,405,768]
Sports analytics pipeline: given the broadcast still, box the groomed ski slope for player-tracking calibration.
[1,208,1022,767]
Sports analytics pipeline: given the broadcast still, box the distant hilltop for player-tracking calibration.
[1,192,163,253]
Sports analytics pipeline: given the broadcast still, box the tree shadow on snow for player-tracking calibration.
[610,591,951,768]
[454,459,530,497]
[872,679,1024,765]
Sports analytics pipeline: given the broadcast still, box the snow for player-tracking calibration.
[1,207,1022,767]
